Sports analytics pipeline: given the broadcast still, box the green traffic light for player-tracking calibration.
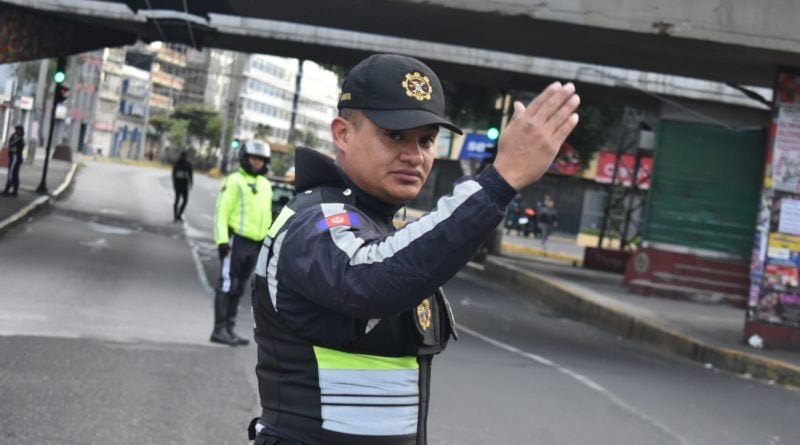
[487,127,500,141]
[231,139,241,149]
[54,71,66,83]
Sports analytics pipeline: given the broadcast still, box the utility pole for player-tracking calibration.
[37,56,68,194]
[289,59,304,144]
[32,58,49,163]
[219,53,245,174]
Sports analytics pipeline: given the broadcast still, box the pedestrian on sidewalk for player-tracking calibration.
[171,150,193,222]
[248,53,580,444]
[210,140,273,347]
[537,194,558,248]
[2,125,25,197]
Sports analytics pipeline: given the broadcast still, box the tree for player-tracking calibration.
[566,102,623,169]
[303,130,319,148]
[167,119,189,150]
[205,114,223,149]
[288,128,304,145]
[441,81,501,130]
[149,113,172,138]
[255,124,272,140]
[172,102,222,150]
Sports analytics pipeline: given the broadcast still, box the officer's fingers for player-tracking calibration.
[508,101,527,124]
[523,82,563,118]
[552,113,580,147]
[532,83,575,125]
[546,94,581,129]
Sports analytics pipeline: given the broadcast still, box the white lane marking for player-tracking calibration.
[183,221,215,299]
[89,222,132,235]
[458,325,694,445]
[99,208,126,215]
[80,238,110,252]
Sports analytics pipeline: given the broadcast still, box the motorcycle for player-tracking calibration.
[518,208,538,238]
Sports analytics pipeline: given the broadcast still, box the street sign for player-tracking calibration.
[458,132,494,160]
[16,96,33,110]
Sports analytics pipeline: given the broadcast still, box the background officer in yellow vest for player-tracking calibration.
[211,140,273,346]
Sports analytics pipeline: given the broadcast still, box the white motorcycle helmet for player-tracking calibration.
[239,139,271,175]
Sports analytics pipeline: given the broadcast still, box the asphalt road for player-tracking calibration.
[1,161,799,445]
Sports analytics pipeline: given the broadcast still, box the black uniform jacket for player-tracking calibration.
[252,148,516,444]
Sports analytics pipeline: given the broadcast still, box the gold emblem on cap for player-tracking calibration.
[340,92,352,101]
[416,298,432,331]
[402,72,432,101]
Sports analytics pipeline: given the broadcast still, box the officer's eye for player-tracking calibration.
[386,131,403,142]
[419,135,437,149]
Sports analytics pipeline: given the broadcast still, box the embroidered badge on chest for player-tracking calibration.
[416,299,432,331]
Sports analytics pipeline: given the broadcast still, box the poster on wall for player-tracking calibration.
[778,199,800,235]
[772,104,800,193]
[755,292,800,329]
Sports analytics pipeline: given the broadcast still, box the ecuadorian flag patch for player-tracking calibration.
[317,212,360,231]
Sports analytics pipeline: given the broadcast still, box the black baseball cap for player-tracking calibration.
[337,54,463,134]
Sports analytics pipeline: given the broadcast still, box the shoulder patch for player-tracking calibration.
[317,212,360,232]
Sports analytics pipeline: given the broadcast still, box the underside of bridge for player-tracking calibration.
[2,1,799,89]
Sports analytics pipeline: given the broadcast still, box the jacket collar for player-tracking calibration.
[294,147,401,223]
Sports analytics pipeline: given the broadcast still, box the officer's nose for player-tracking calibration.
[399,142,424,166]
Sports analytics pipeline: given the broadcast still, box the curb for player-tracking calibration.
[0,162,78,237]
[501,241,583,266]
[481,256,800,387]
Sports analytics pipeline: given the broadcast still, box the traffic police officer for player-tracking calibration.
[250,54,580,443]
[211,140,273,346]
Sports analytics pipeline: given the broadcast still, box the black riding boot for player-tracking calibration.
[226,293,250,345]
[210,291,238,346]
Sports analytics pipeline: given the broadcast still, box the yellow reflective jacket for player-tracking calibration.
[214,169,273,245]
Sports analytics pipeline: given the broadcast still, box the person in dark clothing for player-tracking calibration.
[249,53,580,445]
[3,126,25,197]
[171,151,193,222]
[537,194,559,248]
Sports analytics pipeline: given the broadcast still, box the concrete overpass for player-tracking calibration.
[1,0,798,90]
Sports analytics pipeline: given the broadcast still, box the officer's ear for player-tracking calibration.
[331,116,352,155]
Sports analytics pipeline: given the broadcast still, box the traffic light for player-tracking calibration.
[54,84,69,105]
[486,127,500,141]
[53,56,67,83]
[231,138,241,149]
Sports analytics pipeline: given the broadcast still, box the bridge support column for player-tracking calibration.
[746,68,800,350]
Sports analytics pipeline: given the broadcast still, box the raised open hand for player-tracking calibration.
[493,82,580,190]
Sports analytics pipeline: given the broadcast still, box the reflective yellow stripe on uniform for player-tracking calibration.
[313,346,419,437]
[268,206,295,239]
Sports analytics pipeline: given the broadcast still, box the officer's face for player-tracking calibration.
[333,112,438,205]
[247,155,266,172]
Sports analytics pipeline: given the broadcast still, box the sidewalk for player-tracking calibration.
[0,155,77,235]
[486,232,800,387]
[501,231,585,265]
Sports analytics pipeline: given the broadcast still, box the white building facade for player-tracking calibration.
[237,55,339,151]
[92,48,125,156]
[112,65,150,159]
